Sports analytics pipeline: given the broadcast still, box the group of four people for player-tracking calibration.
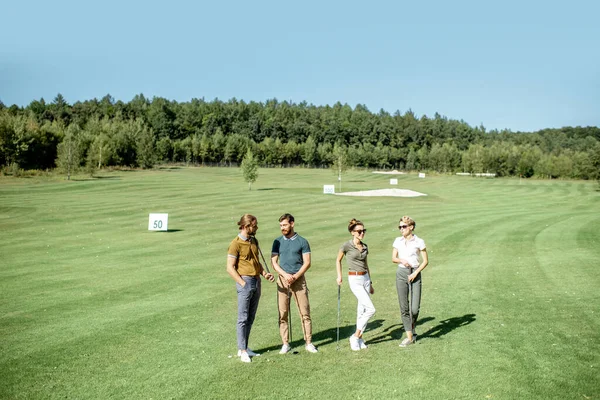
[226,213,428,363]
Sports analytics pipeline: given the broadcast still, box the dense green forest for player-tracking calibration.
[1,94,599,180]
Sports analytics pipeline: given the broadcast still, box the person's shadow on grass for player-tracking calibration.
[418,313,476,340]
[254,320,385,353]
[253,314,476,353]
[254,322,364,354]
[366,314,476,344]
[311,319,385,348]
[367,316,435,345]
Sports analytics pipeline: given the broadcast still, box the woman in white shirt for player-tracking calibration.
[392,216,428,347]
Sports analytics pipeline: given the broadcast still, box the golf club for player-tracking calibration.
[251,236,271,274]
[337,284,341,351]
[257,237,286,352]
[408,268,414,342]
[288,285,299,354]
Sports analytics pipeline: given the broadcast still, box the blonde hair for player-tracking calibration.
[399,215,416,229]
[348,218,364,232]
[237,214,257,230]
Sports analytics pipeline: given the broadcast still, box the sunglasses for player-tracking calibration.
[399,225,409,229]
[353,229,367,234]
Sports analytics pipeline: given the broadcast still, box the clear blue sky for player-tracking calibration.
[2,0,598,132]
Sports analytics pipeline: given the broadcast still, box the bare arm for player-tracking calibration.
[335,250,344,286]
[271,254,285,276]
[392,248,410,267]
[365,254,375,294]
[294,252,311,279]
[271,254,292,284]
[409,248,428,282]
[260,265,275,282]
[226,256,245,286]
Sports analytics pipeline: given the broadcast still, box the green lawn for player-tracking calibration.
[1,167,599,399]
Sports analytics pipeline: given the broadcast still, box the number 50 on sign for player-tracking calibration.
[148,213,168,231]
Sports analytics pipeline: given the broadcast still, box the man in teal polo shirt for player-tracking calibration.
[271,213,318,354]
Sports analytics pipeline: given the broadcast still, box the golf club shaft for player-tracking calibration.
[288,285,292,345]
[252,236,271,274]
[408,267,413,332]
[337,284,341,350]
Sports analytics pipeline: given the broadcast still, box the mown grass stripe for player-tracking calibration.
[1,168,598,399]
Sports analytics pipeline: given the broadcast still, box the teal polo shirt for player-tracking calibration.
[271,233,311,274]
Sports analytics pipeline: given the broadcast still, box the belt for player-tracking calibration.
[348,271,367,276]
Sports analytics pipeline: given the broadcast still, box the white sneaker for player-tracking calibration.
[240,352,251,363]
[237,349,260,357]
[399,337,415,347]
[305,343,318,353]
[358,338,368,349]
[349,335,360,351]
[279,343,291,354]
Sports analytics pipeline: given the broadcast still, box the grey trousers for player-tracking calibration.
[236,275,261,350]
[395,267,422,334]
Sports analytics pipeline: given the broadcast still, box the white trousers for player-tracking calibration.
[348,274,376,333]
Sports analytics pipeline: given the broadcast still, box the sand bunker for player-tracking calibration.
[335,188,427,197]
[372,170,406,175]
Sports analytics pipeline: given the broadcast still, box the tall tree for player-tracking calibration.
[301,135,317,167]
[405,148,418,171]
[55,124,82,180]
[589,144,600,182]
[331,143,348,192]
[240,148,259,190]
[198,133,211,165]
[51,93,71,125]
[0,114,37,169]
[136,123,156,169]
[0,113,18,167]
[147,97,176,139]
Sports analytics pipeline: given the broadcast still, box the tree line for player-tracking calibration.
[1,94,599,180]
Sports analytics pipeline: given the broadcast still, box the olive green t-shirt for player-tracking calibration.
[340,240,369,273]
[228,235,263,276]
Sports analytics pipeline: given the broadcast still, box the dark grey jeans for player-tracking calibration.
[236,275,261,350]
[395,267,422,334]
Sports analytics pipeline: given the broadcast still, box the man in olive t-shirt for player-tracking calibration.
[226,214,274,363]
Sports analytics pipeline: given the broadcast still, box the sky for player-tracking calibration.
[1,0,599,132]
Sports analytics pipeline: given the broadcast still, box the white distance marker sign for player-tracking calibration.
[323,185,335,194]
[390,178,398,185]
[148,213,169,231]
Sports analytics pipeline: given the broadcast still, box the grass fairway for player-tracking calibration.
[1,167,599,399]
